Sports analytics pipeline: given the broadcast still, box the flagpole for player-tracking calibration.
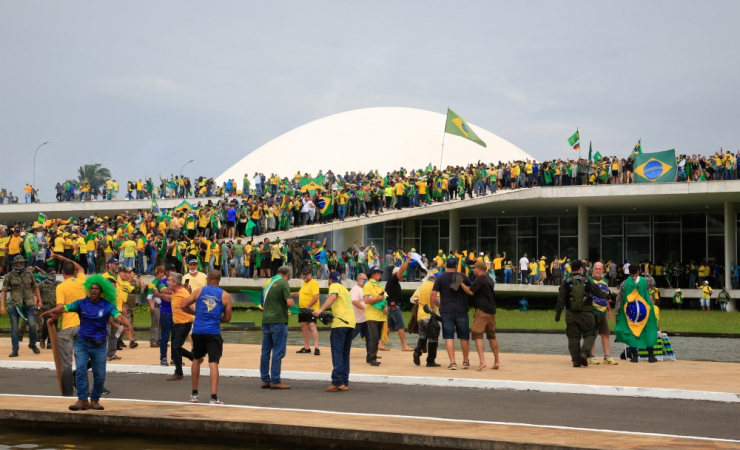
[440,109,448,168]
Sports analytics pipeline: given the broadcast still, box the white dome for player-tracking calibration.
[217,107,532,183]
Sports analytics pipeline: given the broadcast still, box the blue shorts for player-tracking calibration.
[387,307,405,331]
[441,311,470,340]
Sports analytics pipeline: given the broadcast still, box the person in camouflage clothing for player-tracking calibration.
[36,266,61,349]
[1,255,42,357]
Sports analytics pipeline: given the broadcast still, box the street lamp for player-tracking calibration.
[179,159,194,179]
[33,141,49,189]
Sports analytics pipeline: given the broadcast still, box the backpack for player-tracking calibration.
[568,274,591,312]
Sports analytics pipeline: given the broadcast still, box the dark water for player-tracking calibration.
[0,428,294,450]
[122,330,740,363]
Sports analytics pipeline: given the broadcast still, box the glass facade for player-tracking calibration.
[363,212,738,264]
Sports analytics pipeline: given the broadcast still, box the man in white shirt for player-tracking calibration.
[350,272,368,349]
[519,253,530,284]
[300,196,314,226]
[623,261,631,278]
[253,173,262,195]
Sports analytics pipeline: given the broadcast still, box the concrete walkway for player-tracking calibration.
[0,394,738,450]
[1,339,737,401]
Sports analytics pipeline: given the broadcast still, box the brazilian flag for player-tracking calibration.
[433,177,444,198]
[318,196,334,216]
[299,177,324,194]
[633,139,642,154]
[543,168,553,185]
[615,276,658,348]
[444,109,486,148]
[634,150,677,183]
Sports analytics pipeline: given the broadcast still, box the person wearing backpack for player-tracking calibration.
[555,259,608,367]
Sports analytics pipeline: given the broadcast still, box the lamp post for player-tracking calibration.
[33,141,49,189]
[179,159,194,179]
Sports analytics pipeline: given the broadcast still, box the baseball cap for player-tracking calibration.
[446,257,458,269]
[329,271,342,283]
[122,266,134,272]
[165,263,177,270]
[188,259,198,264]
[107,257,119,265]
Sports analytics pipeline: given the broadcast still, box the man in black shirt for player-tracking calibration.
[386,253,414,351]
[461,262,499,370]
[431,258,471,370]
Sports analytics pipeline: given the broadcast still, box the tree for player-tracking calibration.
[77,164,111,191]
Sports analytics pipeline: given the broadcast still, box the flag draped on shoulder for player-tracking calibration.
[615,276,658,348]
[633,149,677,183]
[151,197,160,215]
[568,129,580,151]
[444,109,486,148]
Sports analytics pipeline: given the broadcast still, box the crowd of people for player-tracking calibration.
[4,148,739,205]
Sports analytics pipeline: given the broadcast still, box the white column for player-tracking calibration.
[449,209,460,252]
[724,201,736,311]
[578,205,589,261]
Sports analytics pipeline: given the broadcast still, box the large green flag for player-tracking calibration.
[567,129,580,151]
[588,141,592,161]
[634,149,677,183]
[593,151,602,161]
[245,219,256,237]
[444,109,486,148]
[299,177,324,194]
[615,276,658,349]
[425,162,433,173]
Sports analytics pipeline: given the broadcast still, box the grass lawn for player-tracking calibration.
[3,307,736,334]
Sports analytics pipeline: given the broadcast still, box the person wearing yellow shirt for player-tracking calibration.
[293,266,321,354]
[7,229,24,261]
[492,252,506,284]
[363,266,387,367]
[0,230,8,275]
[529,260,538,285]
[119,237,137,271]
[312,271,356,391]
[538,256,547,285]
[411,270,441,367]
[700,280,713,312]
[50,253,86,396]
[337,191,349,221]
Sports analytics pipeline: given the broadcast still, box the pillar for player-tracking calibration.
[449,209,460,253]
[724,201,736,312]
[341,225,365,252]
[577,205,589,261]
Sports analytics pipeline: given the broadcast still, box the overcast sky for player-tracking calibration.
[1,1,738,200]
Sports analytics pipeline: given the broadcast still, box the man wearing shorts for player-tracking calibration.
[700,280,712,312]
[588,262,617,365]
[181,270,232,405]
[411,269,441,367]
[430,258,471,370]
[385,253,413,351]
[293,266,320,355]
[461,262,499,371]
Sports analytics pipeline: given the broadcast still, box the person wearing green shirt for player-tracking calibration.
[717,287,731,312]
[673,288,683,310]
[232,239,245,277]
[260,266,294,390]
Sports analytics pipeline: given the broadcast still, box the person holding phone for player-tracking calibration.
[183,259,207,291]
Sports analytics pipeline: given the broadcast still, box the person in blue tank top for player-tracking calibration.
[181,270,232,405]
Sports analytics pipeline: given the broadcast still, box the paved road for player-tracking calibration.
[0,368,737,441]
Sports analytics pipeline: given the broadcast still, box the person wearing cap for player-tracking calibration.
[386,254,414,351]
[184,259,207,291]
[431,257,472,370]
[260,265,294,390]
[538,256,547,285]
[34,265,60,349]
[102,259,126,359]
[411,269,442,367]
[1,254,42,356]
[700,280,713,312]
[362,266,387,366]
[313,271,356,392]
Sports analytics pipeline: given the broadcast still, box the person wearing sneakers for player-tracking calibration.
[1,255,42,357]
[588,261,617,366]
[180,270,232,404]
[313,272,356,392]
[411,269,442,368]
[42,275,132,411]
[362,266,387,367]
[386,253,414,352]
[294,265,320,355]
[260,265,295,390]
[431,257,472,370]
[167,273,194,381]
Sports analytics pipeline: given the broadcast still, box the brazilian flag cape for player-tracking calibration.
[615,276,658,348]
[543,168,553,185]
